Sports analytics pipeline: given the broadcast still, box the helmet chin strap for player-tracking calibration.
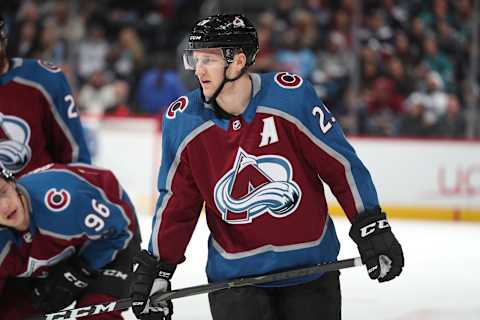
[201,65,248,119]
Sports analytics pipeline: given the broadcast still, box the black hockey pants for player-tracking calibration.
[208,270,341,320]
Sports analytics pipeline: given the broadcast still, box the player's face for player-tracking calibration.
[0,179,28,231]
[192,49,227,98]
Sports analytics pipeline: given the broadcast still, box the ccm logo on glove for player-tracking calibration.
[64,271,89,288]
[360,219,390,237]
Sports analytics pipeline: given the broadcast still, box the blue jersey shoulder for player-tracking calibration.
[14,58,70,98]
[18,169,119,239]
[162,89,215,148]
[258,72,322,119]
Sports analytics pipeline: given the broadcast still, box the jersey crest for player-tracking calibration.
[274,72,303,89]
[214,148,301,224]
[0,112,32,173]
[37,60,62,73]
[44,188,71,212]
[166,96,189,119]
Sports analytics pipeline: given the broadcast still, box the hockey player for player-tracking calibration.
[0,14,91,177]
[130,14,404,320]
[0,163,141,319]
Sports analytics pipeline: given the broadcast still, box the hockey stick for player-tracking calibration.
[151,256,363,305]
[28,257,362,320]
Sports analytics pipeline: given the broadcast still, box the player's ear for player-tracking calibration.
[233,51,247,69]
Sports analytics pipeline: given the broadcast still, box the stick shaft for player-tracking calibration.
[152,257,363,303]
[29,257,363,319]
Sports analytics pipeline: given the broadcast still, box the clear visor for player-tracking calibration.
[183,48,228,71]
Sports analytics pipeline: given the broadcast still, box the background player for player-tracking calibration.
[0,162,140,319]
[0,13,91,177]
[130,14,404,320]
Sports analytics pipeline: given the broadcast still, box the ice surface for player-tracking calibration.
[122,214,480,320]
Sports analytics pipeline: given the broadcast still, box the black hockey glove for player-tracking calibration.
[32,256,97,312]
[130,250,176,320]
[349,207,404,282]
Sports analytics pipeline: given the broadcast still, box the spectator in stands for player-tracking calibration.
[275,28,316,79]
[397,93,429,137]
[312,31,352,112]
[365,76,405,136]
[78,70,129,116]
[421,35,453,90]
[302,0,332,34]
[6,19,39,57]
[393,30,420,73]
[330,8,352,47]
[35,20,68,66]
[385,56,413,97]
[358,9,394,56]
[109,26,145,81]
[407,17,426,63]
[434,94,466,137]
[291,9,318,50]
[76,23,109,84]
[250,11,279,73]
[422,70,448,127]
[382,0,408,31]
[135,53,186,115]
[454,0,473,42]
[419,0,457,33]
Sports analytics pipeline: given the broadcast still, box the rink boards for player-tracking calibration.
[325,137,480,221]
[84,116,480,222]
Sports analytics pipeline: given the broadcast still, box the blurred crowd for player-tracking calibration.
[2,0,479,137]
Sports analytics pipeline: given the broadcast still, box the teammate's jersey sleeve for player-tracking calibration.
[49,66,91,164]
[148,93,205,263]
[19,60,91,164]
[0,228,22,278]
[18,165,134,270]
[266,74,378,220]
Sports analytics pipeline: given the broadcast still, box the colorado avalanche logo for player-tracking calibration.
[214,148,301,224]
[0,113,32,173]
[37,60,61,73]
[232,17,246,28]
[44,188,71,212]
[166,96,189,119]
[274,72,303,89]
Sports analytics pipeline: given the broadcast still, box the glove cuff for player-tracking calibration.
[157,261,176,280]
[134,250,176,279]
[349,206,391,242]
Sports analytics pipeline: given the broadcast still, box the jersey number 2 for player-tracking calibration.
[312,105,336,134]
[65,94,78,118]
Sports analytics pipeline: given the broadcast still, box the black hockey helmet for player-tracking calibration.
[184,14,259,69]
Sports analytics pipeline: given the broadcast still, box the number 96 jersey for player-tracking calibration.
[0,163,138,279]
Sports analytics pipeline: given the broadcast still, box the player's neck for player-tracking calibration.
[216,74,252,116]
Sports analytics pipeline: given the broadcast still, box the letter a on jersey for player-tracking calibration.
[214,148,302,224]
[259,116,279,147]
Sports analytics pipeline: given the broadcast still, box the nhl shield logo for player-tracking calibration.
[214,148,301,224]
